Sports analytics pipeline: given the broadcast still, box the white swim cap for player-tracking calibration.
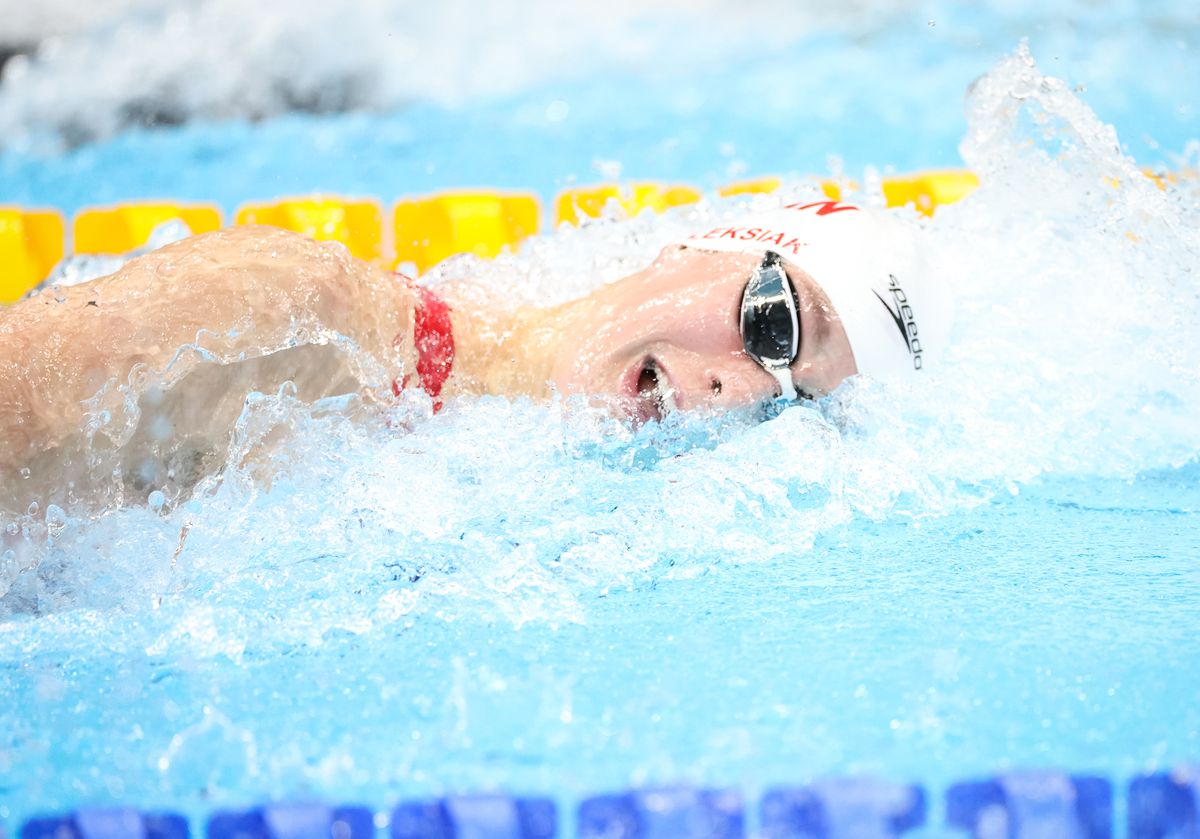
[681,200,951,380]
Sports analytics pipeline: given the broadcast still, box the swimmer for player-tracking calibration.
[0,199,948,489]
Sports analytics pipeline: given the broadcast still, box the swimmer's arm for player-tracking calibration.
[0,226,413,470]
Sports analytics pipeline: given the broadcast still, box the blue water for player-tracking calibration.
[6,458,1199,823]
[2,2,1200,834]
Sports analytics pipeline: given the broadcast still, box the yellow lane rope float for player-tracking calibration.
[237,198,384,262]
[0,209,65,303]
[74,202,223,255]
[394,191,539,272]
[8,167,1171,304]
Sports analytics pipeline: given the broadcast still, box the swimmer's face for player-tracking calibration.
[550,246,858,422]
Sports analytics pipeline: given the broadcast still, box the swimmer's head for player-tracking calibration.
[548,199,951,422]
[680,200,951,383]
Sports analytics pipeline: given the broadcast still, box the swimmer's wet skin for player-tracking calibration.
[0,227,411,470]
[0,201,948,480]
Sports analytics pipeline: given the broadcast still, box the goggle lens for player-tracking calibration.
[739,251,800,401]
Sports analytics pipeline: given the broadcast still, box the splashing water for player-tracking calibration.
[1,47,1199,817]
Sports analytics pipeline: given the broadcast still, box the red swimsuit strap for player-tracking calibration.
[392,275,455,411]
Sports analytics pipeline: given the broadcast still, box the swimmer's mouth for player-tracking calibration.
[628,356,677,424]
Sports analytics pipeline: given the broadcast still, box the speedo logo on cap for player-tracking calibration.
[874,274,924,370]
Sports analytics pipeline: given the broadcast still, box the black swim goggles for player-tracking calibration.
[739,251,800,401]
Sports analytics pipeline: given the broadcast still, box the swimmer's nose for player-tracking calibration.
[701,363,784,409]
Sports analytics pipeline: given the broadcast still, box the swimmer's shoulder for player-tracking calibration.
[137,225,358,272]
[97,225,394,302]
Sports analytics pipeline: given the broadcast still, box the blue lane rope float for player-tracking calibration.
[207,806,375,839]
[578,788,743,839]
[392,796,556,839]
[21,809,189,839]
[760,779,925,839]
[947,774,1112,839]
[14,770,1200,839]
[1128,770,1200,839]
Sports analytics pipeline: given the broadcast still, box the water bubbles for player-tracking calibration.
[25,501,38,517]
[156,707,260,798]
[44,504,68,539]
[19,467,30,479]
[148,490,166,512]
[0,550,16,597]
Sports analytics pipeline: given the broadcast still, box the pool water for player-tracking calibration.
[1,1,1199,833]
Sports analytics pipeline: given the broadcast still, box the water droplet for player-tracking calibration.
[18,467,30,479]
[148,490,166,512]
[26,501,39,517]
[45,504,68,537]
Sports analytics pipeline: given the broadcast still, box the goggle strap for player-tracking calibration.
[768,366,797,402]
